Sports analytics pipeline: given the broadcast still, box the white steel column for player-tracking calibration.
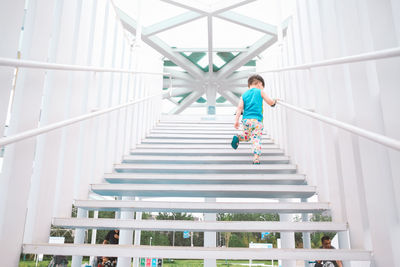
[123,50,134,154]
[301,199,311,267]
[348,0,399,265]
[204,198,217,267]
[22,0,74,244]
[279,199,295,267]
[362,0,400,235]
[0,0,24,134]
[71,208,88,267]
[53,0,96,218]
[91,0,112,186]
[26,0,80,245]
[115,40,127,164]
[133,197,143,267]
[0,1,50,264]
[306,0,347,229]
[101,2,117,175]
[104,17,120,173]
[117,196,134,267]
[89,210,99,266]
[316,0,364,258]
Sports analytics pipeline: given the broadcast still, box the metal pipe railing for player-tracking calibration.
[258,47,400,73]
[0,93,162,147]
[277,100,400,151]
[0,57,170,76]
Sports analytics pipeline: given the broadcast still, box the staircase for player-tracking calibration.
[23,117,372,265]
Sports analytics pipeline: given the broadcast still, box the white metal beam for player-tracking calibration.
[170,90,204,114]
[224,78,248,85]
[217,89,241,106]
[172,48,248,52]
[216,35,277,80]
[226,70,254,81]
[115,7,205,80]
[143,11,205,36]
[211,0,257,15]
[224,82,247,88]
[148,34,206,79]
[216,11,277,35]
[160,0,210,15]
[161,0,257,16]
[52,218,347,232]
[23,244,372,261]
[163,68,194,81]
[230,87,247,95]
[163,79,193,88]
[163,88,193,98]
[207,16,213,73]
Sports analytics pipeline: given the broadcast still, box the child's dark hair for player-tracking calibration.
[248,74,265,87]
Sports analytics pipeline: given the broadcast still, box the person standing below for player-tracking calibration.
[99,229,119,267]
[231,74,277,164]
[314,236,343,267]
[103,229,119,245]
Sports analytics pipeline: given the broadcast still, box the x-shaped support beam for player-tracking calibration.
[115,0,286,114]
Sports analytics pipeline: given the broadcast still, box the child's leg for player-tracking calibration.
[237,119,252,142]
[250,120,264,162]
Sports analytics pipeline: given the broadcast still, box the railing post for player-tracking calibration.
[71,208,88,267]
[279,199,296,267]
[117,197,134,267]
[204,198,217,267]
[133,197,143,267]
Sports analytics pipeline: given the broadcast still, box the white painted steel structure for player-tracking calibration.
[0,0,399,267]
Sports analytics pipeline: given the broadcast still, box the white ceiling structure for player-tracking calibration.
[114,0,289,114]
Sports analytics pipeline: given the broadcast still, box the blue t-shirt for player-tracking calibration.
[242,88,263,122]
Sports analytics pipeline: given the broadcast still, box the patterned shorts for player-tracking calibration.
[237,119,264,155]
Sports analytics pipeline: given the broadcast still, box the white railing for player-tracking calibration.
[258,47,400,73]
[0,57,170,76]
[277,100,400,151]
[0,93,162,147]
[257,47,400,151]
[0,57,171,147]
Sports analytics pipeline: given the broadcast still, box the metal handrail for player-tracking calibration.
[277,100,400,151]
[0,57,171,76]
[0,93,162,147]
[258,47,400,73]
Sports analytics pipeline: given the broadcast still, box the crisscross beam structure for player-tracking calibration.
[115,0,287,114]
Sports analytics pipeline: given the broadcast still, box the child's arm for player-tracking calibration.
[261,90,277,106]
[234,98,244,129]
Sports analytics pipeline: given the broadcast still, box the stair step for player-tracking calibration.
[153,127,242,131]
[130,148,285,156]
[151,129,243,134]
[141,138,274,144]
[136,143,279,149]
[122,155,290,165]
[113,164,297,174]
[103,173,306,185]
[158,121,233,125]
[22,244,372,261]
[90,184,315,198]
[74,200,329,213]
[147,133,263,139]
[52,218,346,232]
